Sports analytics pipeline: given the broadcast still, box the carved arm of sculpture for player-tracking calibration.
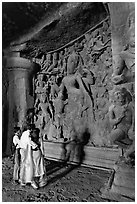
[128,102,135,135]
[109,105,125,129]
[34,98,40,113]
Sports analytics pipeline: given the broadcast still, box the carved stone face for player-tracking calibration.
[37,74,44,81]
[50,75,56,83]
[52,52,58,61]
[46,53,51,61]
[59,51,64,58]
[114,91,125,106]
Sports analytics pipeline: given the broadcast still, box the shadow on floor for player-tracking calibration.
[45,159,79,184]
[48,163,79,184]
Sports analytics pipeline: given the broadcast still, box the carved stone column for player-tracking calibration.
[5,56,38,155]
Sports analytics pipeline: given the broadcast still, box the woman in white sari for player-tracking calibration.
[19,125,47,189]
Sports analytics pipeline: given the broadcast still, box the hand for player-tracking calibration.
[117,115,125,123]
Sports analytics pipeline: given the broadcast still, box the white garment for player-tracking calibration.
[13,134,21,149]
[19,130,46,184]
[20,130,37,150]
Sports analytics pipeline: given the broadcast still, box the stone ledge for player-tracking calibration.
[43,141,121,169]
[110,184,135,199]
[109,163,135,199]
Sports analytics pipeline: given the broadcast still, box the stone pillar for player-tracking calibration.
[5,56,38,155]
[108,2,135,64]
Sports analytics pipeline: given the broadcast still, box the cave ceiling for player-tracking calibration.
[2,2,109,57]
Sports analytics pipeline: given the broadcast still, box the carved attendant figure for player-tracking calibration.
[35,93,54,123]
[46,52,58,74]
[109,88,134,148]
[41,53,52,72]
[35,73,46,93]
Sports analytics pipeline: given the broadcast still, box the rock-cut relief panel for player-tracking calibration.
[109,11,135,164]
[33,18,113,147]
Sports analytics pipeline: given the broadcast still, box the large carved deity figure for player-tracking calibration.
[60,44,95,102]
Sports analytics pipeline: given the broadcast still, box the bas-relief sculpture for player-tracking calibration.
[109,87,134,146]
[112,13,135,85]
[109,11,135,164]
[25,16,134,163]
[30,18,112,146]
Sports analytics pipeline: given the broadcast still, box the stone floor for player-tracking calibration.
[2,156,134,202]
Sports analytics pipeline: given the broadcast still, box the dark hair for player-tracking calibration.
[30,124,36,130]
[30,128,40,144]
[14,127,20,133]
[26,123,36,130]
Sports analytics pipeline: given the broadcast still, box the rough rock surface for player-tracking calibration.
[2,156,112,202]
[2,156,135,202]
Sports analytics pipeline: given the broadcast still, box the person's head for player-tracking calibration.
[27,108,34,118]
[25,123,35,131]
[30,124,36,130]
[14,127,20,133]
[14,127,21,137]
[30,128,40,143]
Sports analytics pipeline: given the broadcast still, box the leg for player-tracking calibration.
[124,139,135,161]
[39,174,47,187]
[13,149,20,182]
[19,149,26,186]
[110,128,125,147]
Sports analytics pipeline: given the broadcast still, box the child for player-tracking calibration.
[19,124,47,189]
[12,127,21,184]
[30,127,47,188]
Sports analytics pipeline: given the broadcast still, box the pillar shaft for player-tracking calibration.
[5,57,36,155]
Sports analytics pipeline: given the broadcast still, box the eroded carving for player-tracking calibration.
[109,87,134,161]
[32,18,114,145]
[112,18,135,85]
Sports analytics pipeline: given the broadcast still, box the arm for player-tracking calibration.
[109,105,124,128]
[29,137,38,150]
[13,135,21,148]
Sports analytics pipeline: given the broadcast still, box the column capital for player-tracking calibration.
[5,56,40,75]
[4,43,26,57]
[6,57,33,71]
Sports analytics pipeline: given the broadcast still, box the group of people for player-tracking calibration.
[12,124,47,189]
